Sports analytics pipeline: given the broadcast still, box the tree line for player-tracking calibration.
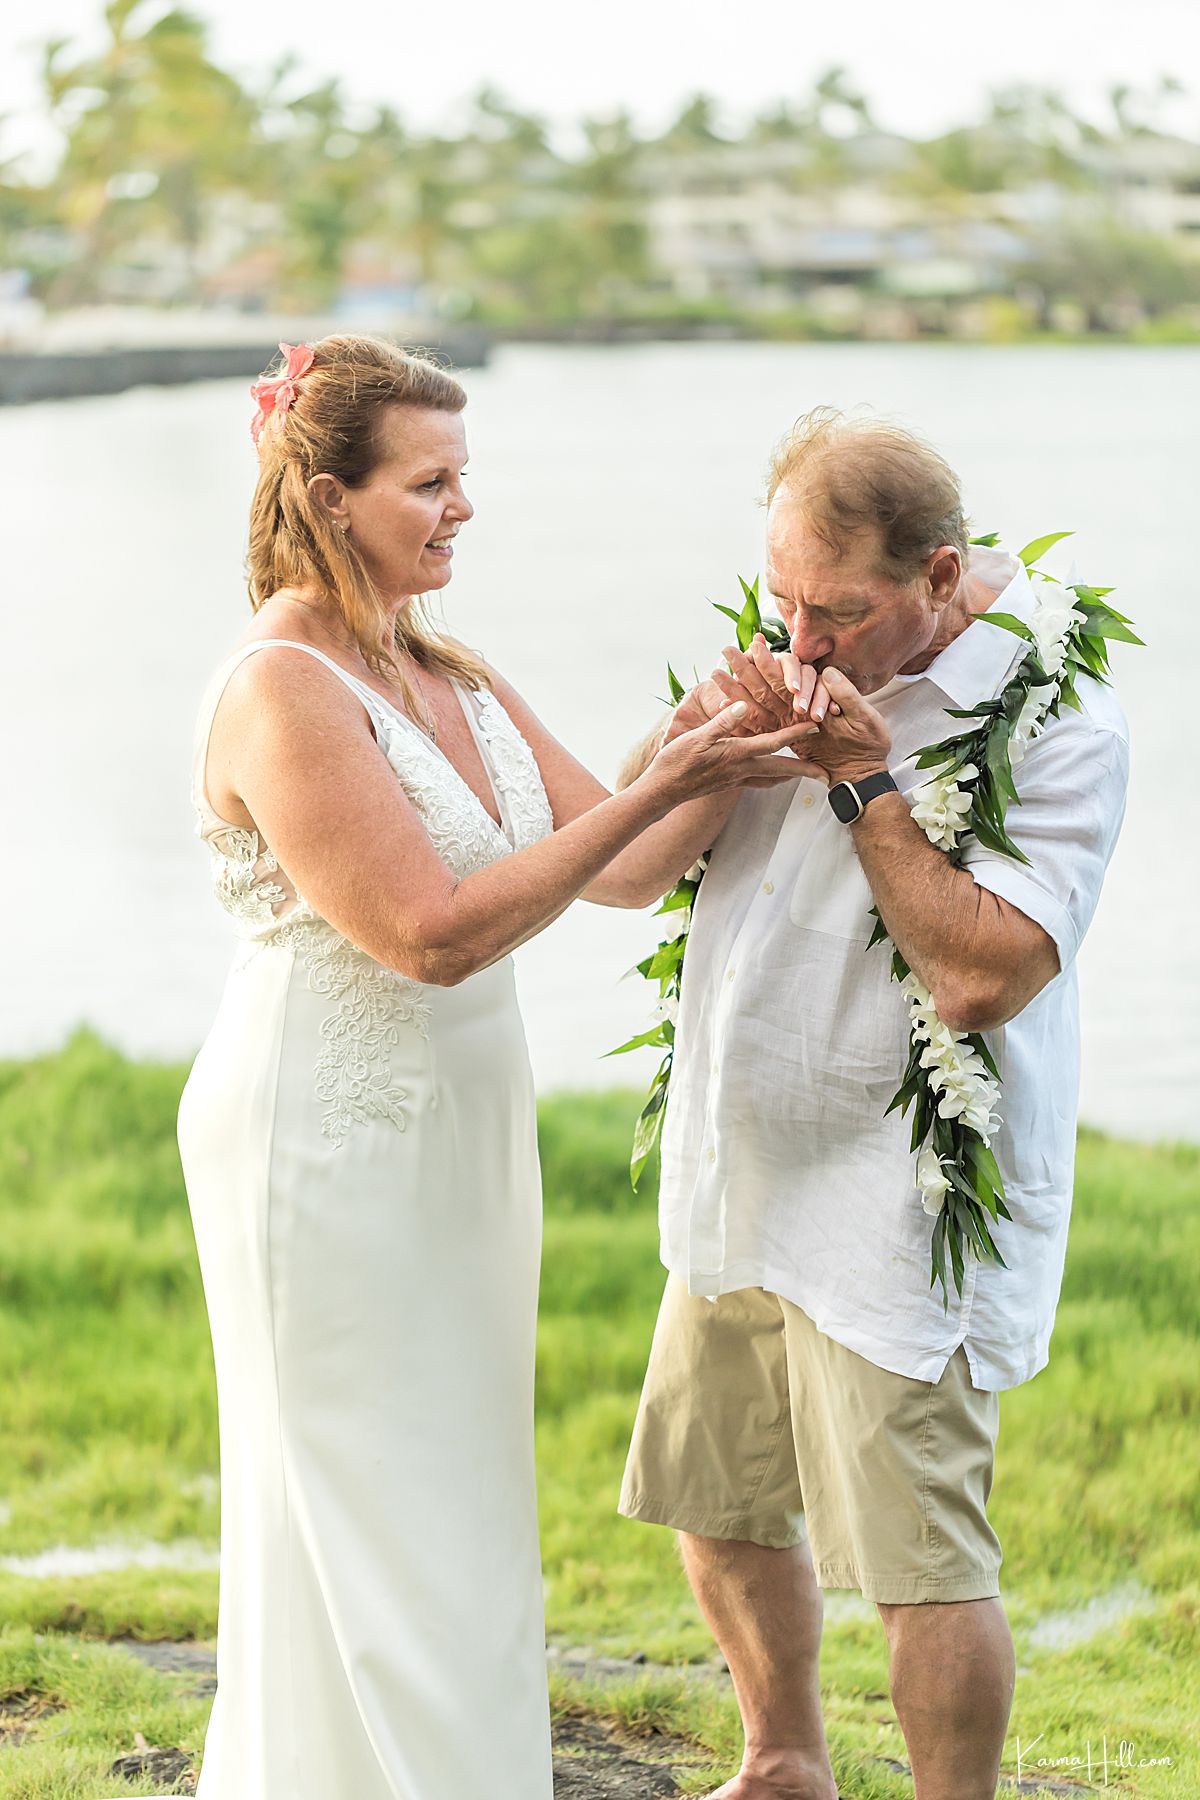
[2,0,1198,333]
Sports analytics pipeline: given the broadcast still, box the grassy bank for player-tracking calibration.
[0,1031,1197,1796]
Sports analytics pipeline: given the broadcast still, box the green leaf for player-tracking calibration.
[1069,633,1109,680]
[984,718,1019,805]
[1018,530,1073,567]
[736,578,763,650]
[656,882,698,914]
[948,1216,966,1293]
[970,809,1031,866]
[666,663,687,704]
[885,1076,920,1118]
[943,700,1003,721]
[1079,613,1145,647]
[969,530,1001,547]
[931,1209,948,1295]
[606,1025,671,1058]
[630,1078,668,1189]
[712,603,742,627]
[967,1034,1001,1083]
[643,936,686,983]
[966,1135,1004,1187]
[977,611,1035,643]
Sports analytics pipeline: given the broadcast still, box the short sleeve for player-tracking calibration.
[960,710,1130,971]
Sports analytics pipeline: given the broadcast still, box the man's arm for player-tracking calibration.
[848,791,1058,1030]
[807,667,1060,1033]
[486,668,816,910]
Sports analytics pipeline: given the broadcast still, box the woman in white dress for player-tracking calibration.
[174,335,814,1800]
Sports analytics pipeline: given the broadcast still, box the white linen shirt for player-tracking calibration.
[658,555,1130,1392]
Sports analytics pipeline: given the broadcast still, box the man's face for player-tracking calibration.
[765,491,948,695]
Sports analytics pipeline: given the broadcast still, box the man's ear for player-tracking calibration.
[307,472,349,531]
[927,546,962,609]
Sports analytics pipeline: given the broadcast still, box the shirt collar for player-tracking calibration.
[896,554,1035,709]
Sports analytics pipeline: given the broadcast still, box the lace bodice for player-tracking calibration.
[191,640,555,1144]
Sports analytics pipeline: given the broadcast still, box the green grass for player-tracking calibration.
[0,1029,1197,1796]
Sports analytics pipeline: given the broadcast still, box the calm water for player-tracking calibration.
[3,342,1195,1140]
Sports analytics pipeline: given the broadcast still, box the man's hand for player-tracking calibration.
[786,666,893,788]
[667,636,834,743]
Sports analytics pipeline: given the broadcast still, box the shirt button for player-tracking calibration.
[762,880,775,895]
[726,967,736,982]
[706,1147,717,1163]
[802,793,815,808]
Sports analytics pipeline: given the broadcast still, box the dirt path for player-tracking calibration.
[102,1640,1093,1798]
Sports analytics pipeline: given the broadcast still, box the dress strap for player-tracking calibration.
[191,638,387,825]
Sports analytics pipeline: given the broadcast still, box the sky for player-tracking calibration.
[4,0,1200,172]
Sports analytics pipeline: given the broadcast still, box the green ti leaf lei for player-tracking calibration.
[611,541,1143,1307]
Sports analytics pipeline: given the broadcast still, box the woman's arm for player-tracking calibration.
[485,652,821,909]
[222,650,816,986]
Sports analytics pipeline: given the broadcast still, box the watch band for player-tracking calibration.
[827,769,898,824]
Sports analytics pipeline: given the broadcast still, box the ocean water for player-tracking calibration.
[4,340,1194,1140]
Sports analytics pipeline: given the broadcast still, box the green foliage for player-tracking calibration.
[15,22,1200,331]
[0,1044,1196,1794]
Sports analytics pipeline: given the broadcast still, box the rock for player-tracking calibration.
[553,1714,687,1797]
[107,1745,196,1793]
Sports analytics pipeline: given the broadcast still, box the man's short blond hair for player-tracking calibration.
[767,407,970,582]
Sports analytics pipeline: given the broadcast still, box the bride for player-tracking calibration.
[171,335,815,1798]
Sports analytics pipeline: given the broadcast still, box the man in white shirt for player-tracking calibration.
[615,411,1130,1800]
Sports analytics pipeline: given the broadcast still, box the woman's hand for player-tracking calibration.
[776,651,841,724]
[668,635,840,741]
[641,702,822,813]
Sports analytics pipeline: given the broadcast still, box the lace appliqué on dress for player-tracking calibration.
[206,826,429,1149]
[473,690,556,849]
[208,828,288,932]
[198,673,551,1150]
[274,918,431,1148]
[375,717,513,878]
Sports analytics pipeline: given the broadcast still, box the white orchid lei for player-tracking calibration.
[612,535,1142,1309]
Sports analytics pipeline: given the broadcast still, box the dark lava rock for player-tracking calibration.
[108,1745,197,1793]
[553,1714,687,1797]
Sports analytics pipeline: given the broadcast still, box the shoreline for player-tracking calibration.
[2,322,1194,405]
[0,326,491,405]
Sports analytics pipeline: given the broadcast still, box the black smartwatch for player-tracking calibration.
[827,769,898,824]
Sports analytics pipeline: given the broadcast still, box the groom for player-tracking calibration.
[616,411,1130,1800]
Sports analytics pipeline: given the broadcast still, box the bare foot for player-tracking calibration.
[702,1751,839,1800]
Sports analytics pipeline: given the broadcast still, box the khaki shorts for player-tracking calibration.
[618,1279,1002,1605]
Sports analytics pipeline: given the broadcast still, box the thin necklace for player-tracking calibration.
[275,595,438,744]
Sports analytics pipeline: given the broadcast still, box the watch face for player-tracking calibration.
[828,782,861,824]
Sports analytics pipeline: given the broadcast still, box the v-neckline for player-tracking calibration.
[349,670,509,843]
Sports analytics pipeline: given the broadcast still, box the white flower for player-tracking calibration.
[1030,599,1086,681]
[654,995,679,1025]
[910,762,978,851]
[916,1148,952,1217]
[1008,682,1058,767]
[900,974,1002,1193]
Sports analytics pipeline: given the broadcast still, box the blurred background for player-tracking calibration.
[1,0,1196,1138]
[0,8,1198,1794]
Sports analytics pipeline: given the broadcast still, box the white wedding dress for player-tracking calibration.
[173,639,557,1799]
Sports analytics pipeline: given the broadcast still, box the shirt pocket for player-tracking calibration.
[787,816,877,943]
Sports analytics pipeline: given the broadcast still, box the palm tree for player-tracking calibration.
[41,0,254,303]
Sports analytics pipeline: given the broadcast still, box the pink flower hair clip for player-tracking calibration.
[250,341,315,447]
